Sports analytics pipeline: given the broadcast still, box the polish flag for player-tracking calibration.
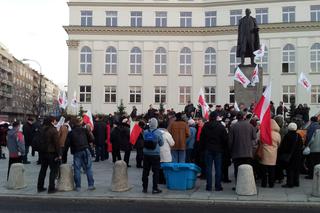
[251,65,259,86]
[234,101,240,112]
[58,91,68,109]
[70,91,78,108]
[253,83,272,145]
[253,44,265,59]
[198,88,209,120]
[130,121,142,145]
[83,110,94,131]
[234,67,251,88]
[298,72,312,92]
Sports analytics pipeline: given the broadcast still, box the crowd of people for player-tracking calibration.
[0,101,319,194]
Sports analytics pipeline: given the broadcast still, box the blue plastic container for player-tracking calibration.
[161,163,201,190]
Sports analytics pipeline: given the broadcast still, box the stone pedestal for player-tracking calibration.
[234,65,263,108]
[7,163,27,189]
[57,164,74,191]
[236,164,257,196]
[312,164,320,197]
[111,160,131,192]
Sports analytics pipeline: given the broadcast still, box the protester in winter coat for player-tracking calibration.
[158,122,175,163]
[279,123,303,188]
[186,119,196,163]
[194,118,206,179]
[135,120,145,168]
[37,116,60,194]
[110,122,121,163]
[7,121,25,180]
[58,117,71,164]
[167,113,190,163]
[93,116,107,162]
[0,123,8,159]
[306,127,320,179]
[22,117,34,164]
[259,119,281,188]
[228,111,257,179]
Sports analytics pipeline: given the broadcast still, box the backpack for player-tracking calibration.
[31,128,47,153]
[143,129,158,150]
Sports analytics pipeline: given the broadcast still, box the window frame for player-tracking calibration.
[282,85,296,104]
[180,12,192,27]
[105,11,118,27]
[155,11,167,27]
[311,43,320,73]
[104,86,117,103]
[230,46,240,74]
[129,86,142,103]
[230,9,242,26]
[180,47,192,75]
[81,10,93,26]
[282,6,296,23]
[105,47,117,74]
[311,5,320,22]
[205,11,217,27]
[130,47,142,74]
[204,86,216,104]
[282,44,296,73]
[154,86,167,104]
[155,47,167,74]
[311,85,320,104]
[79,85,91,103]
[204,47,216,75]
[255,8,268,24]
[131,11,142,27]
[255,46,269,73]
[80,46,92,74]
[179,86,191,105]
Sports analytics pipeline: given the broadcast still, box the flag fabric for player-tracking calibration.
[250,65,259,86]
[71,91,78,108]
[253,44,265,59]
[234,101,240,112]
[298,72,312,92]
[130,122,142,145]
[58,91,68,109]
[234,67,251,88]
[83,110,94,131]
[253,83,272,145]
[198,88,209,120]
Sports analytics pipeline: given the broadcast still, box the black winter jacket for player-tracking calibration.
[69,126,94,154]
[200,120,228,153]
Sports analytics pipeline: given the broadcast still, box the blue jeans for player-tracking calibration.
[73,149,94,188]
[171,150,186,163]
[205,150,222,190]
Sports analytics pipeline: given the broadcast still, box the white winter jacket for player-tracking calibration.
[159,129,175,162]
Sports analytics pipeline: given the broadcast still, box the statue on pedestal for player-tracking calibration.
[236,8,260,66]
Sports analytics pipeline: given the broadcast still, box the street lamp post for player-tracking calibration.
[22,58,42,117]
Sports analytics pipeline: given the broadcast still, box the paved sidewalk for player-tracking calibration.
[1,148,319,205]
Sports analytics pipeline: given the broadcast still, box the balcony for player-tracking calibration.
[0,62,13,74]
[0,78,13,86]
[0,90,13,99]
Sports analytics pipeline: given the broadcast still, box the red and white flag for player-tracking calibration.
[70,91,78,108]
[234,67,250,88]
[83,110,94,131]
[298,72,312,92]
[250,65,259,86]
[253,83,272,145]
[234,101,240,112]
[130,121,143,145]
[198,88,209,120]
[253,44,265,59]
[58,91,68,109]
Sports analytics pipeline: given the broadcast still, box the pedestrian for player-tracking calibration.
[7,121,25,180]
[279,123,303,188]
[0,123,9,159]
[37,116,61,193]
[69,117,95,191]
[200,111,228,191]
[119,118,132,167]
[142,118,164,194]
[194,118,206,179]
[305,127,320,179]
[58,116,71,164]
[186,119,196,163]
[158,121,175,163]
[93,115,107,162]
[22,117,34,164]
[259,119,281,188]
[110,121,122,163]
[228,111,257,181]
[135,120,145,168]
[168,112,190,163]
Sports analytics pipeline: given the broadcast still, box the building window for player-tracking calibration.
[311,43,320,73]
[105,47,117,74]
[256,8,268,24]
[155,12,167,27]
[130,47,142,74]
[179,86,191,104]
[311,5,320,21]
[80,46,92,73]
[282,6,295,23]
[129,86,141,103]
[131,11,142,27]
[230,46,240,73]
[204,47,216,75]
[81,10,92,26]
[230,9,242,26]
[255,46,268,73]
[104,86,116,103]
[154,86,166,103]
[79,85,91,103]
[205,11,217,27]
[311,86,320,103]
[155,47,167,74]
[229,86,235,103]
[282,44,295,73]
[106,11,117,26]
[282,86,296,104]
[180,47,192,75]
[180,12,192,27]
[204,86,216,104]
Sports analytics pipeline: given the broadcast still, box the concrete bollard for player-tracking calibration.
[312,164,320,197]
[7,163,27,189]
[111,160,131,192]
[236,164,257,196]
[57,164,74,191]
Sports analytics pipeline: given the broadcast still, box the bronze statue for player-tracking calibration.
[236,8,260,66]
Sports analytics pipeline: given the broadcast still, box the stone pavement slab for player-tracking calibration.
[0,148,319,205]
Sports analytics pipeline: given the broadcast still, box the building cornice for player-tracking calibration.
[66,39,80,48]
[64,22,320,36]
[67,0,312,8]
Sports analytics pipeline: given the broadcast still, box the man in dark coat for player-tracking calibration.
[93,115,107,162]
[22,117,34,164]
[236,8,260,65]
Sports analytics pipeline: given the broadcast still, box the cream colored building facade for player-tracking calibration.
[65,0,320,115]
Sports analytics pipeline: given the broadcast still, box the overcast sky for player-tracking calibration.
[0,0,69,88]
